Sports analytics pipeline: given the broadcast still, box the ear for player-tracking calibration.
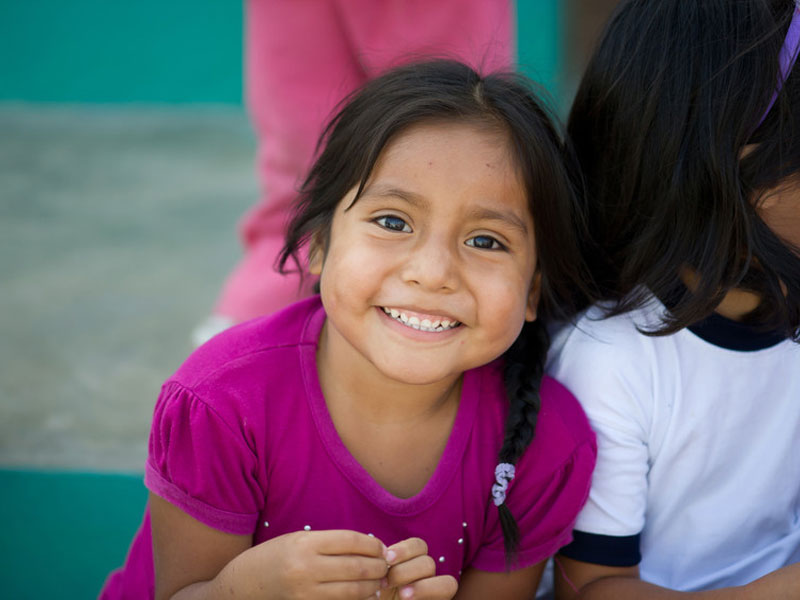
[307,234,324,276]
[525,272,542,322]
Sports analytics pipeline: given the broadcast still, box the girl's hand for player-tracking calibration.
[223,529,390,599]
[380,538,458,599]
[151,491,390,600]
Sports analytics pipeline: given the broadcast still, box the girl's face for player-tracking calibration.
[310,121,540,388]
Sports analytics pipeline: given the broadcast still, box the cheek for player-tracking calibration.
[482,275,533,330]
[320,242,394,301]
[327,241,395,275]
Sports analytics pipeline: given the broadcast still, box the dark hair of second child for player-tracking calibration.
[569,0,800,340]
[278,59,592,561]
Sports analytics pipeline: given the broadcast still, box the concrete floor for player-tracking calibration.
[0,104,257,472]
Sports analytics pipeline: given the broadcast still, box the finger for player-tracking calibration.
[395,575,458,600]
[360,582,390,600]
[385,537,428,566]
[315,555,389,583]
[317,579,384,599]
[310,529,387,558]
[386,555,436,588]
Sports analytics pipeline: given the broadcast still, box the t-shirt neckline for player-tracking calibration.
[656,283,785,351]
[299,300,480,515]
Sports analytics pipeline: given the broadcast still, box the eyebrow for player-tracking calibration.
[359,182,529,235]
[466,207,529,235]
[358,182,429,207]
[464,207,529,235]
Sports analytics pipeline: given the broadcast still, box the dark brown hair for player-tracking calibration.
[569,0,800,339]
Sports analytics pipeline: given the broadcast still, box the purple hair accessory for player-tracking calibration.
[491,462,515,506]
[757,3,800,127]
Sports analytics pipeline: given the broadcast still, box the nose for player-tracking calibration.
[400,233,460,291]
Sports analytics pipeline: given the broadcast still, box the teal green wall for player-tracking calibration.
[0,0,243,103]
[0,0,561,104]
[0,470,149,598]
[517,0,564,101]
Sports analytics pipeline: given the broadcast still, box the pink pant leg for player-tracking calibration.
[215,0,512,323]
[215,0,367,321]
[338,0,513,76]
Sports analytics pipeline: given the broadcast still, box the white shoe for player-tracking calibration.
[191,314,236,347]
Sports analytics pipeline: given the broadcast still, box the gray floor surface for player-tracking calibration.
[0,104,257,472]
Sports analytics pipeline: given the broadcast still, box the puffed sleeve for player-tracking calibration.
[471,382,597,571]
[144,381,264,535]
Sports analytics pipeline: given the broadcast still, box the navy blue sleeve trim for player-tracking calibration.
[559,530,642,567]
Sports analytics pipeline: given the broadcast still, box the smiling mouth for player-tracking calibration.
[381,307,461,332]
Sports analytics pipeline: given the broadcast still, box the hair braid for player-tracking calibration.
[495,319,550,564]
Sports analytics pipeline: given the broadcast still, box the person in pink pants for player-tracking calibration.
[194,0,513,344]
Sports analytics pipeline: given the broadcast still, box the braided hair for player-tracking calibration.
[494,319,550,563]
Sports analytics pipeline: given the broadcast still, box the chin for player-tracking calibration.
[375,361,457,387]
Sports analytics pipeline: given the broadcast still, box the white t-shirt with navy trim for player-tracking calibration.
[547,295,800,591]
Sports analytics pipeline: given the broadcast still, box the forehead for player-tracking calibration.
[366,120,523,194]
[380,119,514,165]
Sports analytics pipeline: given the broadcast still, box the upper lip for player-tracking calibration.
[380,305,461,324]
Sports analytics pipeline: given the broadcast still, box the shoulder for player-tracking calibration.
[170,296,324,392]
[522,375,597,480]
[497,376,597,567]
[537,376,595,452]
[546,299,678,426]
[549,299,666,363]
[465,371,597,571]
[144,299,326,532]
[466,360,596,468]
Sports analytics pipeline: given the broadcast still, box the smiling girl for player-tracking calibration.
[102,60,596,600]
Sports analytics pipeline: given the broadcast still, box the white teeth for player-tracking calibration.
[382,307,460,332]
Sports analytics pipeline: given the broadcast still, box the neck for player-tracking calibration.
[681,269,762,322]
[315,320,462,425]
[713,288,762,321]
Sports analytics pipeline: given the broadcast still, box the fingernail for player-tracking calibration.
[375,591,381,598]
[400,587,413,599]
[385,549,397,562]
[380,577,389,589]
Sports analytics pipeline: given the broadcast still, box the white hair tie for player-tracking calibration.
[491,462,516,506]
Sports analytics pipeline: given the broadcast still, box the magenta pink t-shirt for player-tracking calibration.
[101,296,595,599]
